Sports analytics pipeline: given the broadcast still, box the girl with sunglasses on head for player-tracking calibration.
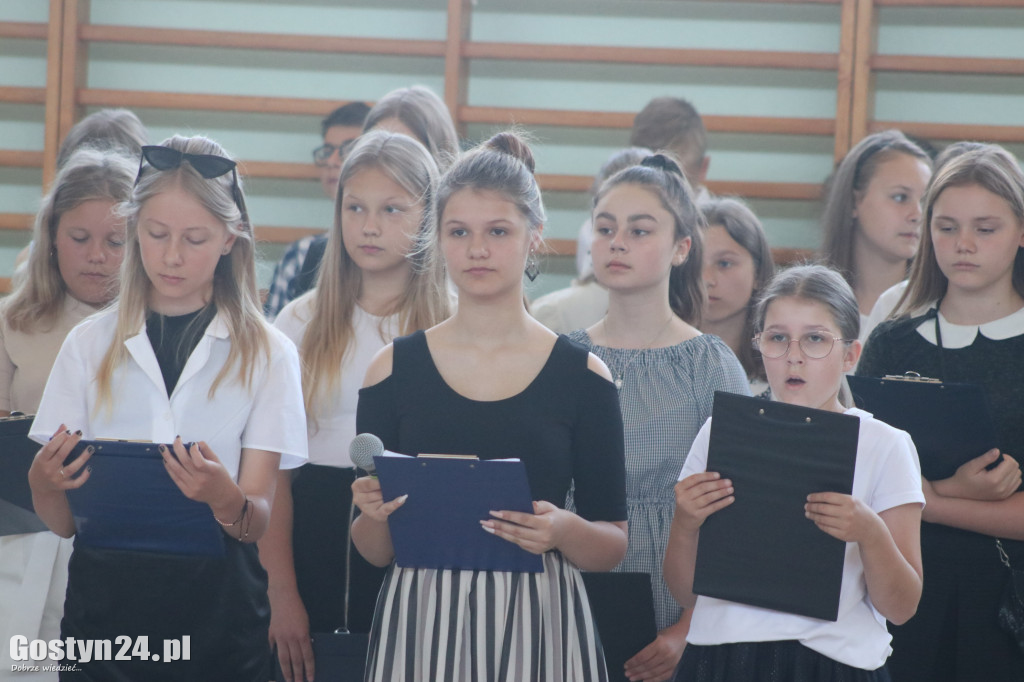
[262,131,451,682]
[569,154,749,682]
[857,145,1024,681]
[666,264,924,682]
[0,147,135,681]
[351,131,628,681]
[27,135,307,682]
[821,130,932,340]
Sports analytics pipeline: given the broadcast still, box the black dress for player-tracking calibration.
[857,308,1024,682]
[355,331,627,681]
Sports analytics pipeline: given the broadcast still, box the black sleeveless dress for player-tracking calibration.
[356,331,627,682]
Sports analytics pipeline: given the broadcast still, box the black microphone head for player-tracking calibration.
[350,433,384,473]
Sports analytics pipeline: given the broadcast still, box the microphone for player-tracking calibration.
[349,433,385,477]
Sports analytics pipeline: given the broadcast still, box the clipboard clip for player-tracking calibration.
[882,371,941,383]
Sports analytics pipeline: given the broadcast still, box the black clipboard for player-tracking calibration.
[0,414,49,535]
[63,440,225,556]
[374,454,543,573]
[848,373,998,481]
[693,392,859,622]
[580,572,658,681]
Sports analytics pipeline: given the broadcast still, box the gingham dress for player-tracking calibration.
[569,331,750,631]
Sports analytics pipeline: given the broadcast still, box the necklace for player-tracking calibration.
[602,315,674,389]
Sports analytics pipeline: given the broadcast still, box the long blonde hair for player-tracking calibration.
[300,131,450,416]
[2,146,135,333]
[95,135,270,409]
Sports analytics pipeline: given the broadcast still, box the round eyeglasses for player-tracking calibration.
[752,331,854,360]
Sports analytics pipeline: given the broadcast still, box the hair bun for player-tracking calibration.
[485,132,536,174]
[641,153,684,177]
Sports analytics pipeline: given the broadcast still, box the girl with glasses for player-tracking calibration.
[666,264,924,682]
[351,131,628,681]
[27,134,308,681]
[857,145,1024,680]
[569,154,750,681]
[263,131,451,682]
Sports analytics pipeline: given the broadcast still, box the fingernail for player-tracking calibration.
[398,494,409,504]
[489,510,504,519]
[481,524,495,534]
[86,445,95,454]
[86,466,92,473]
[74,429,82,436]
[158,444,166,453]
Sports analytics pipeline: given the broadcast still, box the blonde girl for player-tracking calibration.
[28,135,307,682]
[858,145,1024,681]
[264,130,450,682]
[0,147,134,680]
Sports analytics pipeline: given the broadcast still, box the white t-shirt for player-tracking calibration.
[274,295,398,467]
[31,307,308,476]
[678,407,924,670]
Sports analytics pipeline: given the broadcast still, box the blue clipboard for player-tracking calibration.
[374,454,543,573]
[64,440,225,556]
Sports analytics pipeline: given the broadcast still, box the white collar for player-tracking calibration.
[916,304,1024,348]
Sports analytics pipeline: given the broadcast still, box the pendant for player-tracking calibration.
[615,375,623,390]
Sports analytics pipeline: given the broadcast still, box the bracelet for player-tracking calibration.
[214,495,249,528]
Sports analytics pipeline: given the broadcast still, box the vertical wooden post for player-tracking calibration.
[849,0,877,146]
[58,0,89,148]
[833,0,858,161]
[42,0,65,187]
[444,0,473,139]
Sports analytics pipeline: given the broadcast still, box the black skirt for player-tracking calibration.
[290,463,387,634]
[60,536,270,682]
[674,641,891,682]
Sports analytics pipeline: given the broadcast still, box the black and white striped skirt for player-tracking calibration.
[365,551,608,682]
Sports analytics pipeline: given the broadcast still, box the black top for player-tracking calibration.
[146,306,215,396]
[356,331,627,523]
[858,310,1024,563]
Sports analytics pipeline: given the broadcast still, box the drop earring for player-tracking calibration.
[524,250,540,282]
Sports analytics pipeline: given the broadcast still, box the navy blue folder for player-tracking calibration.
[848,374,998,481]
[64,440,225,556]
[374,454,543,573]
[0,414,49,535]
[694,392,859,622]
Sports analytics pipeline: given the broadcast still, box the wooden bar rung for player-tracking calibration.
[464,42,839,71]
[0,21,49,40]
[869,121,1024,144]
[0,213,34,231]
[79,25,446,57]
[871,55,1024,76]
[0,87,47,105]
[78,89,357,116]
[0,150,45,168]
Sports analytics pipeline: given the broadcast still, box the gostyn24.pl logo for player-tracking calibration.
[10,635,190,668]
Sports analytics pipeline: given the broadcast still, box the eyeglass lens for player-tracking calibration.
[755,332,839,359]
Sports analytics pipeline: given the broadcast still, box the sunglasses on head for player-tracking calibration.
[135,145,249,224]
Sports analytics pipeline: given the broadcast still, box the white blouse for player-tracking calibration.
[30,307,308,476]
[275,295,398,467]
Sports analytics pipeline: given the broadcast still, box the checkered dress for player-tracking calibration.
[568,331,750,631]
